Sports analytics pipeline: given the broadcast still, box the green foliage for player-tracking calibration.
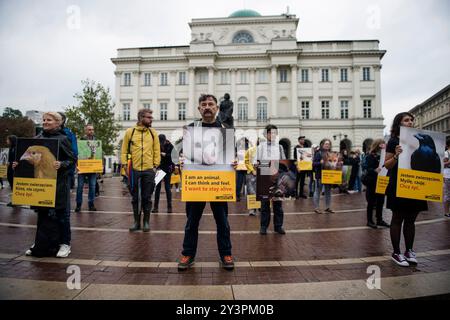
[0,117,35,147]
[2,107,23,119]
[65,79,121,155]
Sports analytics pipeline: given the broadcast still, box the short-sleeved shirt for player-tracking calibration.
[385,136,428,212]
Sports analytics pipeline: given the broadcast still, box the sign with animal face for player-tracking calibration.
[12,138,59,207]
[256,160,297,201]
[77,140,103,173]
[0,148,8,178]
[321,152,343,185]
[397,127,445,202]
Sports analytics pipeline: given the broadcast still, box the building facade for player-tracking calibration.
[409,84,450,137]
[111,9,386,157]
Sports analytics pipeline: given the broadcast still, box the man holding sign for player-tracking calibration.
[75,124,99,212]
[178,94,235,271]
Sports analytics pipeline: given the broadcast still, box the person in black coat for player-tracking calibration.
[385,112,428,267]
[14,112,76,258]
[6,135,17,206]
[153,134,174,213]
[364,139,390,229]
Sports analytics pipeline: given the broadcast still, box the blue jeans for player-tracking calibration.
[182,202,232,258]
[76,173,96,207]
[236,171,247,199]
[313,179,332,209]
[355,175,362,192]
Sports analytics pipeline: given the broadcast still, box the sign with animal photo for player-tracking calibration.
[376,148,390,194]
[256,160,297,201]
[296,148,313,171]
[321,151,343,185]
[182,126,236,202]
[0,148,8,178]
[397,127,445,202]
[12,138,59,207]
[77,140,103,173]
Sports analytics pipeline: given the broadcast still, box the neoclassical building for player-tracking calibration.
[111,9,386,157]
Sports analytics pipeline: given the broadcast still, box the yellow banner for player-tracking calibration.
[170,174,181,185]
[12,177,56,207]
[375,176,390,194]
[0,165,7,178]
[181,170,236,202]
[322,170,342,185]
[297,161,312,171]
[247,194,261,209]
[396,168,443,202]
[77,159,103,174]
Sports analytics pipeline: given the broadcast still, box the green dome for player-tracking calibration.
[229,9,261,18]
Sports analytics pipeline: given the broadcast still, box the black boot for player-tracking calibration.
[143,212,150,232]
[129,211,141,232]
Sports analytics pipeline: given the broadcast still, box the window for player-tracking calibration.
[123,73,131,86]
[340,69,348,82]
[143,103,151,110]
[237,97,248,121]
[160,72,168,86]
[363,100,372,118]
[122,103,130,121]
[321,101,330,119]
[220,71,229,84]
[340,100,349,119]
[178,103,186,120]
[321,69,329,82]
[144,73,151,86]
[257,70,267,83]
[301,69,309,82]
[301,101,310,119]
[363,67,371,81]
[279,69,288,83]
[240,71,248,84]
[232,31,254,43]
[178,72,186,85]
[257,97,268,121]
[197,70,208,84]
[160,103,168,120]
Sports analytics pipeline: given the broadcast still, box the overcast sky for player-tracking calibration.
[0,0,449,133]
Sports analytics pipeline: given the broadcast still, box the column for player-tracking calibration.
[290,64,298,117]
[230,69,237,103]
[373,65,382,118]
[331,67,339,119]
[132,71,141,120]
[208,67,215,94]
[352,66,361,119]
[152,72,158,114]
[114,71,122,120]
[249,68,256,120]
[188,67,195,119]
[271,65,277,117]
[170,70,177,120]
[312,67,320,119]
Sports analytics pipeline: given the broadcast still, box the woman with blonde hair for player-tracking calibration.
[364,138,390,228]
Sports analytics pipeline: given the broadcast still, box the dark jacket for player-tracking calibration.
[7,135,17,187]
[36,129,76,210]
[313,150,326,180]
[365,152,380,187]
[159,142,174,173]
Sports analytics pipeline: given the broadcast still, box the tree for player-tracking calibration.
[65,79,121,155]
[2,107,23,119]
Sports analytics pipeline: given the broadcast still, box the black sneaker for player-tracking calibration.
[367,221,378,229]
[88,206,97,211]
[259,227,267,235]
[177,255,195,271]
[74,206,81,213]
[275,228,286,235]
[377,220,390,228]
[152,208,158,213]
[221,255,235,270]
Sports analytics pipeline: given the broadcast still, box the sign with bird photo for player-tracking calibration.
[12,138,59,207]
[0,148,8,178]
[77,140,103,173]
[296,148,313,171]
[397,127,445,202]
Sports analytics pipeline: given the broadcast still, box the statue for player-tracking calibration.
[218,93,234,128]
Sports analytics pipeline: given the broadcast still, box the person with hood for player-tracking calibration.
[120,108,160,232]
[6,135,17,206]
[14,112,76,258]
[153,134,174,213]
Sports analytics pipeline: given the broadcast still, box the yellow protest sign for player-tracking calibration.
[12,177,57,207]
[375,176,390,194]
[170,174,181,185]
[396,168,443,202]
[0,165,6,178]
[0,148,7,178]
[77,160,103,173]
[297,160,312,171]
[322,170,342,185]
[247,194,261,209]
[181,170,236,202]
